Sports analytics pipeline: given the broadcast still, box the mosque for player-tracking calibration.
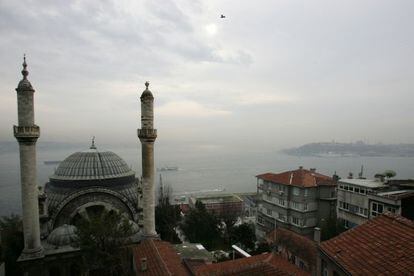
[13,57,157,275]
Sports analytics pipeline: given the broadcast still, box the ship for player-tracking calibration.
[157,166,179,172]
[44,160,61,165]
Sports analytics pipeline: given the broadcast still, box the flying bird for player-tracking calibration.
[220,14,226,19]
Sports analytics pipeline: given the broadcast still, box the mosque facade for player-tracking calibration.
[13,57,157,275]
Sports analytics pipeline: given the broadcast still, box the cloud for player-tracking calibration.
[157,100,231,118]
[236,93,298,105]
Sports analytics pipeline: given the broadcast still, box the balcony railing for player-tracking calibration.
[13,125,40,138]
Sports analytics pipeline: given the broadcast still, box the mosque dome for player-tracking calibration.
[47,224,78,247]
[50,147,134,182]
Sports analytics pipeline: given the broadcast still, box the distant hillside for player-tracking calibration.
[283,142,414,157]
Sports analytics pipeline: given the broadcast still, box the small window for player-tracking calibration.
[304,203,308,211]
[349,186,354,192]
[267,208,272,216]
[355,187,360,193]
[304,189,309,196]
[293,187,300,196]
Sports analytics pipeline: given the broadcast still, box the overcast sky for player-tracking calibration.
[1,0,413,153]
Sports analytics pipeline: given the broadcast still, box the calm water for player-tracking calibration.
[1,146,414,216]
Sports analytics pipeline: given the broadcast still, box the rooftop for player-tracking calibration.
[338,178,387,188]
[195,252,309,276]
[190,194,243,204]
[133,239,190,275]
[266,228,317,266]
[257,167,335,188]
[376,189,414,200]
[320,213,414,275]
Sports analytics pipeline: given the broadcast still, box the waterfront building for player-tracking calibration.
[337,177,414,228]
[318,213,414,276]
[255,167,337,239]
[188,194,244,217]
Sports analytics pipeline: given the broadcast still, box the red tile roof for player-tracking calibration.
[195,253,309,276]
[320,213,414,275]
[133,239,190,275]
[266,228,317,266]
[257,168,335,188]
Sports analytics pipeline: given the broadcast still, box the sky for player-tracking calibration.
[0,0,413,153]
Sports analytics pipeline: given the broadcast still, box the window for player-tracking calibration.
[387,207,396,213]
[278,198,285,206]
[258,216,264,224]
[304,203,308,211]
[293,187,300,196]
[292,217,300,225]
[304,189,309,196]
[299,260,305,270]
[349,186,354,192]
[279,213,285,221]
[355,187,360,193]
[359,188,366,194]
[344,185,349,191]
[291,201,300,210]
[372,202,384,217]
[266,208,272,216]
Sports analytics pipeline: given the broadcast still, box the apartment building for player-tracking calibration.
[255,167,337,239]
[337,178,414,228]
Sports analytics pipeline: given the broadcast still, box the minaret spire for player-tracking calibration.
[22,54,29,79]
[138,81,158,238]
[14,56,44,259]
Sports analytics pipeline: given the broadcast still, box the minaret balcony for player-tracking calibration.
[14,125,40,139]
[138,128,157,140]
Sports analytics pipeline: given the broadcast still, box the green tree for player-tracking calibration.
[229,223,256,251]
[75,210,134,276]
[180,201,221,250]
[0,214,23,276]
[383,170,396,179]
[155,183,181,243]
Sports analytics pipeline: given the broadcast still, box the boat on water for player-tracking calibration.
[157,166,179,172]
[44,161,61,165]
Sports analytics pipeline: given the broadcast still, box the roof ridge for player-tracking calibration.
[382,212,414,228]
[150,239,173,276]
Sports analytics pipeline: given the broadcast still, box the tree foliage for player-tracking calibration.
[75,210,134,276]
[229,223,256,251]
[155,183,181,243]
[180,200,221,250]
[0,214,23,276]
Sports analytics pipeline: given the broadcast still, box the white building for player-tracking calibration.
[337,178,414,228]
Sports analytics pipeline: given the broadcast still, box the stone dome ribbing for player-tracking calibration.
[50,149,134,181]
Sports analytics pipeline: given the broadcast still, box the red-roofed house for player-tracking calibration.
[256,167,337,239]
[133,239,310,275]
[266,228,318,274]
[195,252,309,276]
[318,213,414,275]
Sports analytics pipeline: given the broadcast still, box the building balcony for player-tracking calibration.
[137,128,157,140]
[13,125,40,141]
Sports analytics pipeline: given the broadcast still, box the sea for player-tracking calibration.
[1,145,414,217]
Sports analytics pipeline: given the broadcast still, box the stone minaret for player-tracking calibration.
[13,56,43,258]
[138,82,157,237]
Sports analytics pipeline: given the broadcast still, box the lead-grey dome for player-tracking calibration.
[50,149,134,181]
[47,224,78,247]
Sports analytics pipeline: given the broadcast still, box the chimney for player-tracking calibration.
[310,168,316,172]
[141,257,147,272]
[314,227,321,244]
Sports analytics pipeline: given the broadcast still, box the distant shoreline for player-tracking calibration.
[283,142,414,157]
